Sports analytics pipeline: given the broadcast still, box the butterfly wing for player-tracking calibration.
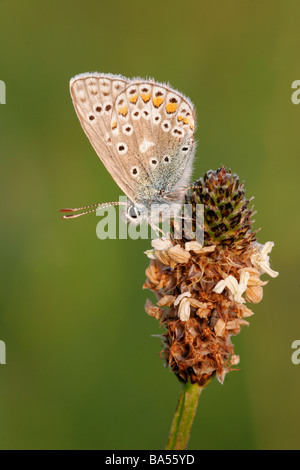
[70,73,196,206]
[70,73,137,200]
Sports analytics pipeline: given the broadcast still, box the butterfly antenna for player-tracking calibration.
[149,222,166,237]
[60,202,128,219]
[165,185,201,197]
[183,185,201,192]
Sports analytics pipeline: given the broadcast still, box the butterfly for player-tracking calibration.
[61,73,196,226]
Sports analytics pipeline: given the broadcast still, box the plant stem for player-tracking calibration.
[166,382,202,450]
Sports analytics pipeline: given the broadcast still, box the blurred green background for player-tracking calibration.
[0,0,299,450]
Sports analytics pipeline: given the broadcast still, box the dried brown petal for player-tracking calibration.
[168,244,191,264]
[189,298,209,308]
[214,318,226,337]
[196,307,211,319]
[144,260,163,286]
[245,285,264,303]
[145,299,164,320]
[239,305,255,318]
[157,295,175,307]
[154,250,172,266]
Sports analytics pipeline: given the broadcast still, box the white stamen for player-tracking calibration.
[144,249,156,259]
[231,355,240,366]
[174,292,192,322]
[185,241,215,254]
[174,291,192,307]
[178,297,191,322]
[184,241,203,252]
[251,241,279,278]
[151,238,173,251]
[213,271,250,304]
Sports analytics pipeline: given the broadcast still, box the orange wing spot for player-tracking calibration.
[183,117,190,125]
[141,92,151,103]
[129,94,138,104]
[111,120,117,129]
[152,96,164,108]
[177,115,183,122]
[118,106,128,117]
[190,122,194,130]
[166,102,178,114]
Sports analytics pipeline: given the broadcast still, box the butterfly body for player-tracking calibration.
[68,73,196,224]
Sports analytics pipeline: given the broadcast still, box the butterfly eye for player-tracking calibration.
[163,155,170,163]
[127,205,140,219]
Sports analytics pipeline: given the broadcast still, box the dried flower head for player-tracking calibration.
[144,167,278,386]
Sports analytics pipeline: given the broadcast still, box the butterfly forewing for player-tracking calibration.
[70,73,137,200]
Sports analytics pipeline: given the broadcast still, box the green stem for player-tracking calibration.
[166,382,202,450]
